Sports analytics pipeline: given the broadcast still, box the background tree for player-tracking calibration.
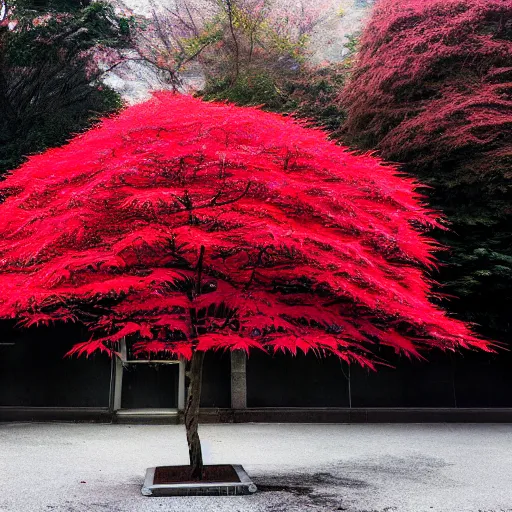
[0,0,131,174]
[0,93,492,479]
[129,0,346,113]
[341,0,512,342]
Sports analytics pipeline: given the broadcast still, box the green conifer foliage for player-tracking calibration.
[0,0,130,173]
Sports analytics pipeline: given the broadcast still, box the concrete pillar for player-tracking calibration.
[178,359,186,411]
[230,350,247,409]
[113,338,127,411]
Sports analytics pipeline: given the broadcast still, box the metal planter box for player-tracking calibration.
[142,464,257,496]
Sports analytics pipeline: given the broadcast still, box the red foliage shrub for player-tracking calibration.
[342,0,511,211]
[0,93,492,366]
[341,0,512,343]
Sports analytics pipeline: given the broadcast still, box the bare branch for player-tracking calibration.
[224,0,240,82]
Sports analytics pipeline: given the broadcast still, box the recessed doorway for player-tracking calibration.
[113,338,185,421]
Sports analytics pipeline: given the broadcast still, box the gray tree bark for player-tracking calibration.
[184,349,205,480]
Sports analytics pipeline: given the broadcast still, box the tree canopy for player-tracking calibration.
[0,93,492,366]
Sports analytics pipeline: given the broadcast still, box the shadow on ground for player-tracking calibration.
[253,454,450,512]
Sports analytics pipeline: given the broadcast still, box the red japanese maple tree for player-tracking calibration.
[0,93,491,479]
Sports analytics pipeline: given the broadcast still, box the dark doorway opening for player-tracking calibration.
[120,363,179,409]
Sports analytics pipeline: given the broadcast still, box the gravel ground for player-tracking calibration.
[0,422,511,512]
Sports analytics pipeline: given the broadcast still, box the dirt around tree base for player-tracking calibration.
[153,465,240,484]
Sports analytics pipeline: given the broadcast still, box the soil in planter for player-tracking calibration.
[153,465,241,485]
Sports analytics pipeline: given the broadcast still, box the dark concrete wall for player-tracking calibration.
[200,351,231,408]
[0,322,111,408]
[1,323,511,411]
[246,349,512,408]
[247,352,350,407]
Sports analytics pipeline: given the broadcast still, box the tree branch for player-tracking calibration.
[195,245,205,296]
[224,0,239,83]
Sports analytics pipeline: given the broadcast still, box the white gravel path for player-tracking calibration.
[0,422,511,511]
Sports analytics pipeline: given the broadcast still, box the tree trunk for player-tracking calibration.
[184,350,205,480]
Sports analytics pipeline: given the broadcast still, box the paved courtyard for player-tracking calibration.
[0,422,511,512]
